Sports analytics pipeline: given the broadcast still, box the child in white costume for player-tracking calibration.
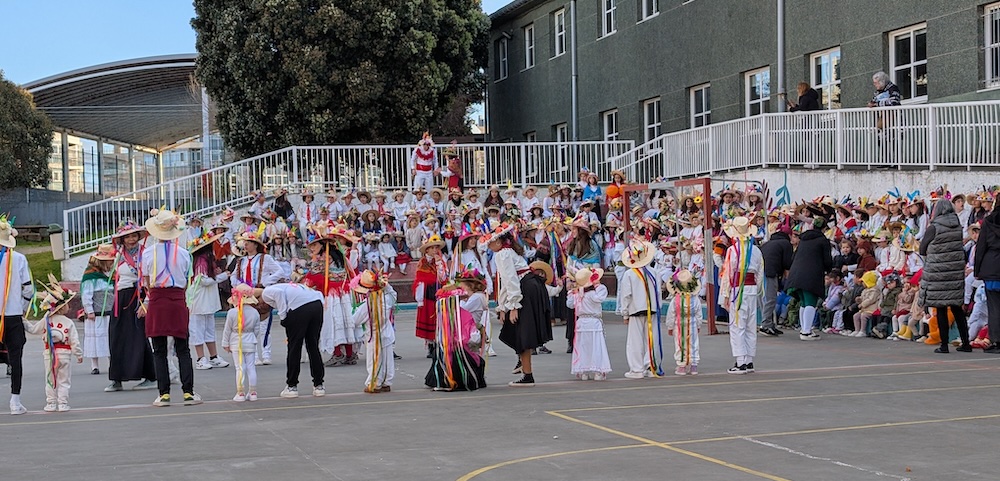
[24,276,84,412]
[188,233,231,371]
[617,237,665,379]
[567,267,612,381]
[456,267,493,357]
[377,233,397,272]
[221,284,261,402]
[718,217,764,375]
[665,269,702,376]
[80,245,115,373]
[351,270,397,393]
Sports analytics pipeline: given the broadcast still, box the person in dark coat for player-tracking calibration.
[785,217,833,341]
[974,210,1000,353]
[760,228,794,336]
[920,200,972,354]
[787,82,821,112]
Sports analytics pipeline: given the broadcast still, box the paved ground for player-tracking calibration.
[2,312,997,481]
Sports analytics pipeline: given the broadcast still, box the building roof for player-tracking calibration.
[22,54,213,151]
[490,0,546,24]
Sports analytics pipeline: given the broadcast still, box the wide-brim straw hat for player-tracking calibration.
[236,232,268,251]
[111,220,146,240]
[145,209,187,241]
[419,234,445,255]
[227,284,258,306]
[574,267,604,289]
[529,261,554,284]
[352,270,387,294]
[0,217,17,249]
[91,244,116,261]
[37,274,77,313]
[430,188,446,198]
[189,233,224,254]
[622,238,656,269]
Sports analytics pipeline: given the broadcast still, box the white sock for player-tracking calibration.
[10,394,20,405]
[91,358,100,369]
[746,356,753,364]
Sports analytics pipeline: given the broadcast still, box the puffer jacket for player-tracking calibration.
[894,287,915,315]
[858,286,882,314]
[919,205,966,307]
[879,285,901,314]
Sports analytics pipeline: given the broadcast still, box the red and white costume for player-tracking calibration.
[410,138,438,193]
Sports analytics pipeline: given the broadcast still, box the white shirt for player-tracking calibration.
[81,272,114,315]
[353,284,398,341]
[617,266,662,317]
[494,248,528,312]
[141,242,192,289]
[567,285,608,319]
[261,283,323,320]
[296,201,318,225]
[0,249,33,316]
[188,271,227,315]
[221,305,260,350]
[232,253,284,287]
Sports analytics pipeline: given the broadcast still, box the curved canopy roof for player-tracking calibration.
[23,54,213,151]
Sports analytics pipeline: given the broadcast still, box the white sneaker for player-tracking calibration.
[255,359,263,366]
[577,373,589,381]
[209,357,230,368]
[643,370,655,378]
[280,386,299,398]
[57,404,70,412]
[233,392,246,402]
[195,357,212,370]
[262,357,273,365]
[10,403,26,415]
[624,371,645,379]
[487,345,497,357]
[840,330,854,336]
[248,391,258,402]
[43,403,57,412]
[594,372,607,381]
[799,333,821,341]
[313,385,326,397]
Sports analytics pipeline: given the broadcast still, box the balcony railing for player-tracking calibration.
[62,140,634,257]
[610,101,1000,182]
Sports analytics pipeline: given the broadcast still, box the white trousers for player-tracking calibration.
[413,172,434,192]
[256,312,273,360]
[365,337,395,388]
[43,350,73,406]
[234,351,257,392]
[673,315,701,367]
[626,314,660,373]
[728,288,759,364]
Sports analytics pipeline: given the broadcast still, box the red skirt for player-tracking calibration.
[145,287,190,339]
[416,304,436,341]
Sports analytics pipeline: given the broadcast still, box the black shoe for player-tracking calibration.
[508,373,535,387]
[393,353,402,360]
[956,344,973,352]
[934,347,950,354]
[566,342,573,354]
[727,363,748,375]
[746,362,755,373]
[985,344,1000,353]
[538,345,552,354]
[759,328,776,337]
[512,360,523,375]
[531,348,538,355]
[90,368,100,375]
[426,344,435,359]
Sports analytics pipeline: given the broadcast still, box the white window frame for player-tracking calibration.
[601,0,617,37]
[642,97,661,142]
[555,123,569,142]
[525,131,537,142]
[690,83,711,128]
[985,3,1000,89]
[639,0,659,22]
[495,38,508,81]
[553,9,567,58]
[602,109,619,141]
[810,47,842,110]
[889,23,927,103]
[523,24,535,70]
[745,67,771,116]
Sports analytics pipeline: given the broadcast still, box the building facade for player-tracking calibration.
[487,0,1000,143]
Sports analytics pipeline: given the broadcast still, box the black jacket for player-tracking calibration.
[785,229,834,297]
[919,204,966,307]
[761,232,794,278]
[975,211,1000,281]
[790,88,821,112]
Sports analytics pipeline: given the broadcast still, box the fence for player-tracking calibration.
[63,140,633,256]
[611,101,1000,182]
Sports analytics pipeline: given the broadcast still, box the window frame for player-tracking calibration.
[985,3,1000,89]
[638,0,659,22]
[553,9,567,58]
[642,97,662,142]
[495,37,509,81]
[555,123,569,142]
[525,131,537,142]
[744,67,771,117]
[690,83,711,128]
[523,23,535,70]
[602,109,619,141]
[888,23,928,103]
[601,0,617,37]
[810,47,842,110]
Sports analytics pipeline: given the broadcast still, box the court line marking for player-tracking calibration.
[547,411,792,481]
[733,435,911,481]
[454,444,650,481]
[1,366,992,426]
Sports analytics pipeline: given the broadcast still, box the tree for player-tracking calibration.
[0,72,53,189]
[193,0,489,157]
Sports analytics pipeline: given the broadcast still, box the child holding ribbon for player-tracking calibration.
[221,284,261,402]
[24,275,84,412]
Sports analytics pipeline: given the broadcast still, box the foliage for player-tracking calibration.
[193,0,489,157]
[26,250,61,284]
[0,72,53,189]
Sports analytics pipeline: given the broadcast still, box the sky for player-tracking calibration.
[0,0,512,84]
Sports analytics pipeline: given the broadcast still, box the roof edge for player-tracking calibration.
[22,54,198,90]
[490,0,547,24]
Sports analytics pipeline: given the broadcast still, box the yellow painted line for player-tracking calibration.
[455,444,650,481]
[553,383,1000,413]
[547,411,792,481]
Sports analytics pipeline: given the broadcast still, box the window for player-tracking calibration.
[553,9,567,57]
[602,109,619,141]
[554,123,569,142]
[523,24,535,69]
[689,84,711,128]
[986,3,1000,88]
[810,48,842,109]
[642,97,661,142]
[601,0,616,37]
[745,67,771,116]
[889,24,927,101]
[495,38,508,81]
[525,131,537,142]
[639,0,658,21]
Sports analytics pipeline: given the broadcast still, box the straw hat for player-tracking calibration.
[92,244,116,261]
[465,189,480,199]
[112,219,145,240]
[0,216,17,249]
[528,260,554,284]
[352,270,388,294]
[723,216,752,240]
[374,190,387,199]
[668,269,700,295]
[236,232,267,252]
[37,273,77,313]
[188,232,224,254]
[524,185,538,195]
[301,189,315,199]
[145,209,187,241]
[610,169,626,180]
[430,188,445,198]
[455,266,487,289]
[419,234,445,255]
[357,190,372,201]
[621,237,656,269]
[478,222,516,247]
[227,283,258,306]
[574,267,604,290]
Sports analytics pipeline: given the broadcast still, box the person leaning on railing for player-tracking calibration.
[868,71,902,131]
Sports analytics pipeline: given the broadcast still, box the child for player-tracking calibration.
[188,233,231,370]
[393,231,411,275]
[24,276,84,412]
[889,274,917,340]
[80,244,115,374]
[820,272,846,334]
[221,284,261,402]
[852,271,882,337]
[528,261,560,355]
[457,268,494,357]
[567,267,612,381]
[363,234,381,270]
[873,273,902,339]
[665,269,701,376]
[389,190,409,230]
[351,270,397,393]
[377,233,396,273]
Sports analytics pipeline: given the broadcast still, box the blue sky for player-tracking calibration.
[1,0,511,84]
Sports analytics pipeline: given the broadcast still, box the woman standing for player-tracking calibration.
[81,244,116,374]
[483,224,552,386]
[920,200,973,353]
[974,209,1000,353]
[106,221,156,392]
[784,209,833,342]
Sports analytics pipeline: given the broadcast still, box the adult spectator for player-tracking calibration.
[785,216,833,341]
[106,221,157,393]
[974,209,1000,353]
[920,200,972,354]
[760,226,794,336]
[787,82,820,111]
[868,72,901,108]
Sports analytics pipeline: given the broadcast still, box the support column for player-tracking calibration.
[129,145,137,192]
[201,87,211,168]
[60,131,69,195]
[95,139,104,195]
[776,0,786,113]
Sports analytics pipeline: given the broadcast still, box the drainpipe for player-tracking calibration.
[570,0,579,140]
[776,0,786,112]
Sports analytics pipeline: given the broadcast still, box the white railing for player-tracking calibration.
[63,140,633,256]
[611,101,1000,182]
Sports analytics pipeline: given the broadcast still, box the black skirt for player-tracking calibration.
[425,348,487,391]
[499,273,553,353]
[108,287,156,382]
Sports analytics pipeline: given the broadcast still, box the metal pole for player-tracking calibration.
[201,87,211,168]
[570,0,579,140]
[776,0,786,112]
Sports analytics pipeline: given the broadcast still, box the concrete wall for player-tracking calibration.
[489,0,1000,142]
[0,188,106,226]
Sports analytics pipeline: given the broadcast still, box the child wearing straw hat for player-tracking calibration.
[81,244,115,375]
[719,217,764,375]
[221,284,261,402]
[351,270,398,393]
[24,275,83,412]
[665,269,702,376]
[566,267,611,381]
[187,232,231,371]
[617,236,664,379]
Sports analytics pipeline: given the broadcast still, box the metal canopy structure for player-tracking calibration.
[22,54,212,151]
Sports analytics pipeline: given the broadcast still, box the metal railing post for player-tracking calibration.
[708,125,716,175]
[519,144,529,189]
[927,106,938,171]
[835,110,844,170]
[760,115,769,169]
[168,181,176,210]
[63,209,70,258]
[292,147,299,185]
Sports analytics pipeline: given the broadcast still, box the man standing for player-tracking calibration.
[719,217,764,374]
[760,224,793,336]
[409,133,438,193]
[0,217,34,414]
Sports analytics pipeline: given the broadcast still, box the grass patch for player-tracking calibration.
[17,238,50,248]
[26,251,61,281]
